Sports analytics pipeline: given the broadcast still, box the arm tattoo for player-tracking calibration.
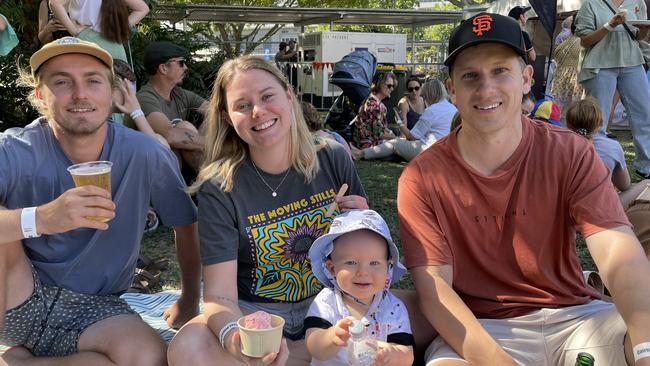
[213,295,237,306]
[182,131,196,145]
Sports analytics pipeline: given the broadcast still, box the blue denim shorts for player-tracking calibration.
[0,267,135,357]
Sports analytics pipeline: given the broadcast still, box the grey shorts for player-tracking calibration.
[239,297,314,341]
[425,300,627,366]
[0,268,135,357]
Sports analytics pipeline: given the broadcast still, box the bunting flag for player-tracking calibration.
[529,0,557,38]
[312,62,336,71]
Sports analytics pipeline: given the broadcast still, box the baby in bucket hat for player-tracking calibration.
[304,209,414,365]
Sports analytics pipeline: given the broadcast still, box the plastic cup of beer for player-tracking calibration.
[67,161,113,222]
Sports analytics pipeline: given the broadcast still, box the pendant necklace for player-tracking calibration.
[251,160,291,197]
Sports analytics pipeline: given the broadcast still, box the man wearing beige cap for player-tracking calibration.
[399,13,650,366]
[0,37,201,365]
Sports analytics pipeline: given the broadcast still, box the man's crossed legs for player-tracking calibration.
[0,241,167,366]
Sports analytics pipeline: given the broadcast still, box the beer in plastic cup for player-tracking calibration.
[67,161,113,222]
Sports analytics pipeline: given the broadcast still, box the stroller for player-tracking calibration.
[324,51,377,136]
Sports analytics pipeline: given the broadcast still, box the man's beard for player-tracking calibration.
[50,110,111,137]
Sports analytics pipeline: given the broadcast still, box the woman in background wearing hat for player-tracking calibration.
[49,0,149,61]
[575,0,650,179]
[167,55,368,366]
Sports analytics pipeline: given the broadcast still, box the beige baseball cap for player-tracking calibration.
[30,37,114,76]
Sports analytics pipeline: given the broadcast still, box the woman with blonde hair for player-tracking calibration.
[168,55,367,366]
[351,79,457,161]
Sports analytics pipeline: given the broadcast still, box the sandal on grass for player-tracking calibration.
[128,268,161,294]
[136,255,170,273]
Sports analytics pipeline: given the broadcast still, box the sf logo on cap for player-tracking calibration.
[472,14,492,36]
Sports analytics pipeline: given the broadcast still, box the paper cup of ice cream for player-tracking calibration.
[237,311,285,358]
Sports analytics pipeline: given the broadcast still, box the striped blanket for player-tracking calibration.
[0,291,189,353]
[121,291,186,343]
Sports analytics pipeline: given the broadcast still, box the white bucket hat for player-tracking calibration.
[309,209,407,289]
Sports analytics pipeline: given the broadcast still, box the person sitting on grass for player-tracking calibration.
[111,59,169,149]
[137,41,208,174]
[396,76,425,130]
[0,37,201,364]
[565,97,650,262]
[398,13,650,365]
[565,97,650,208]
[166,55,368,366]
[351,72,398,149]
[305,209,414,366]
[351,79,456,162]
[302,101,352,158]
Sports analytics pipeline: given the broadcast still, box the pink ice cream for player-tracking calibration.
[243,311,273,329]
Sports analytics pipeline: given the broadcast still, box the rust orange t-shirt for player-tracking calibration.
[398,118,630,319]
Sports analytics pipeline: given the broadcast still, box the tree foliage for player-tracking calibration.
[446,0,494,8]
[0,0,41,129]
[166,0,420,56]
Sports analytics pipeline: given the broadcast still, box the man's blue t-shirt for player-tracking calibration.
[0,119,197,295]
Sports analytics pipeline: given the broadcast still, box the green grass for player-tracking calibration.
[141,130,637,290]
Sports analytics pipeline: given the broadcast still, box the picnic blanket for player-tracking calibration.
[0,291,189,354]
[121,291,187,343]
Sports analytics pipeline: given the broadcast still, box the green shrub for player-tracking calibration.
[0,12,233,131]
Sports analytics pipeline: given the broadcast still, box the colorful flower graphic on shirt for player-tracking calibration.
[249,206,333,301]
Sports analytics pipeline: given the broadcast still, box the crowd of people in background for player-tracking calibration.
[1,2,650,366]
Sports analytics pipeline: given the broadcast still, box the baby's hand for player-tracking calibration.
[372,342,414,366]
[329,317,354,347]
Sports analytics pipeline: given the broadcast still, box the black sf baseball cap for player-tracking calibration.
[444,12,527,68]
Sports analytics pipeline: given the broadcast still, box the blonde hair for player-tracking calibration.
[420,79,448,106]
[18,63,45,116]
[188,55,320,194]
[565,97,603,139]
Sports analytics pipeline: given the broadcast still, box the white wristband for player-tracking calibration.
[604,22,615,31]
[634,342,650,362]
[129,109,145,120]
[21,207,40,238]
[219,321,239,349]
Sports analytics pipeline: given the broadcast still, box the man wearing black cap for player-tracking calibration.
[508,5,536,62]
[398,12,650,365]
[137,41,208,173]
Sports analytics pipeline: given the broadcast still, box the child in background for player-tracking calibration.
[566,97,650,262]
[305,209,414,366]
[302,101,352,158]
[565,97,649,207]
[522,92,536,116]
